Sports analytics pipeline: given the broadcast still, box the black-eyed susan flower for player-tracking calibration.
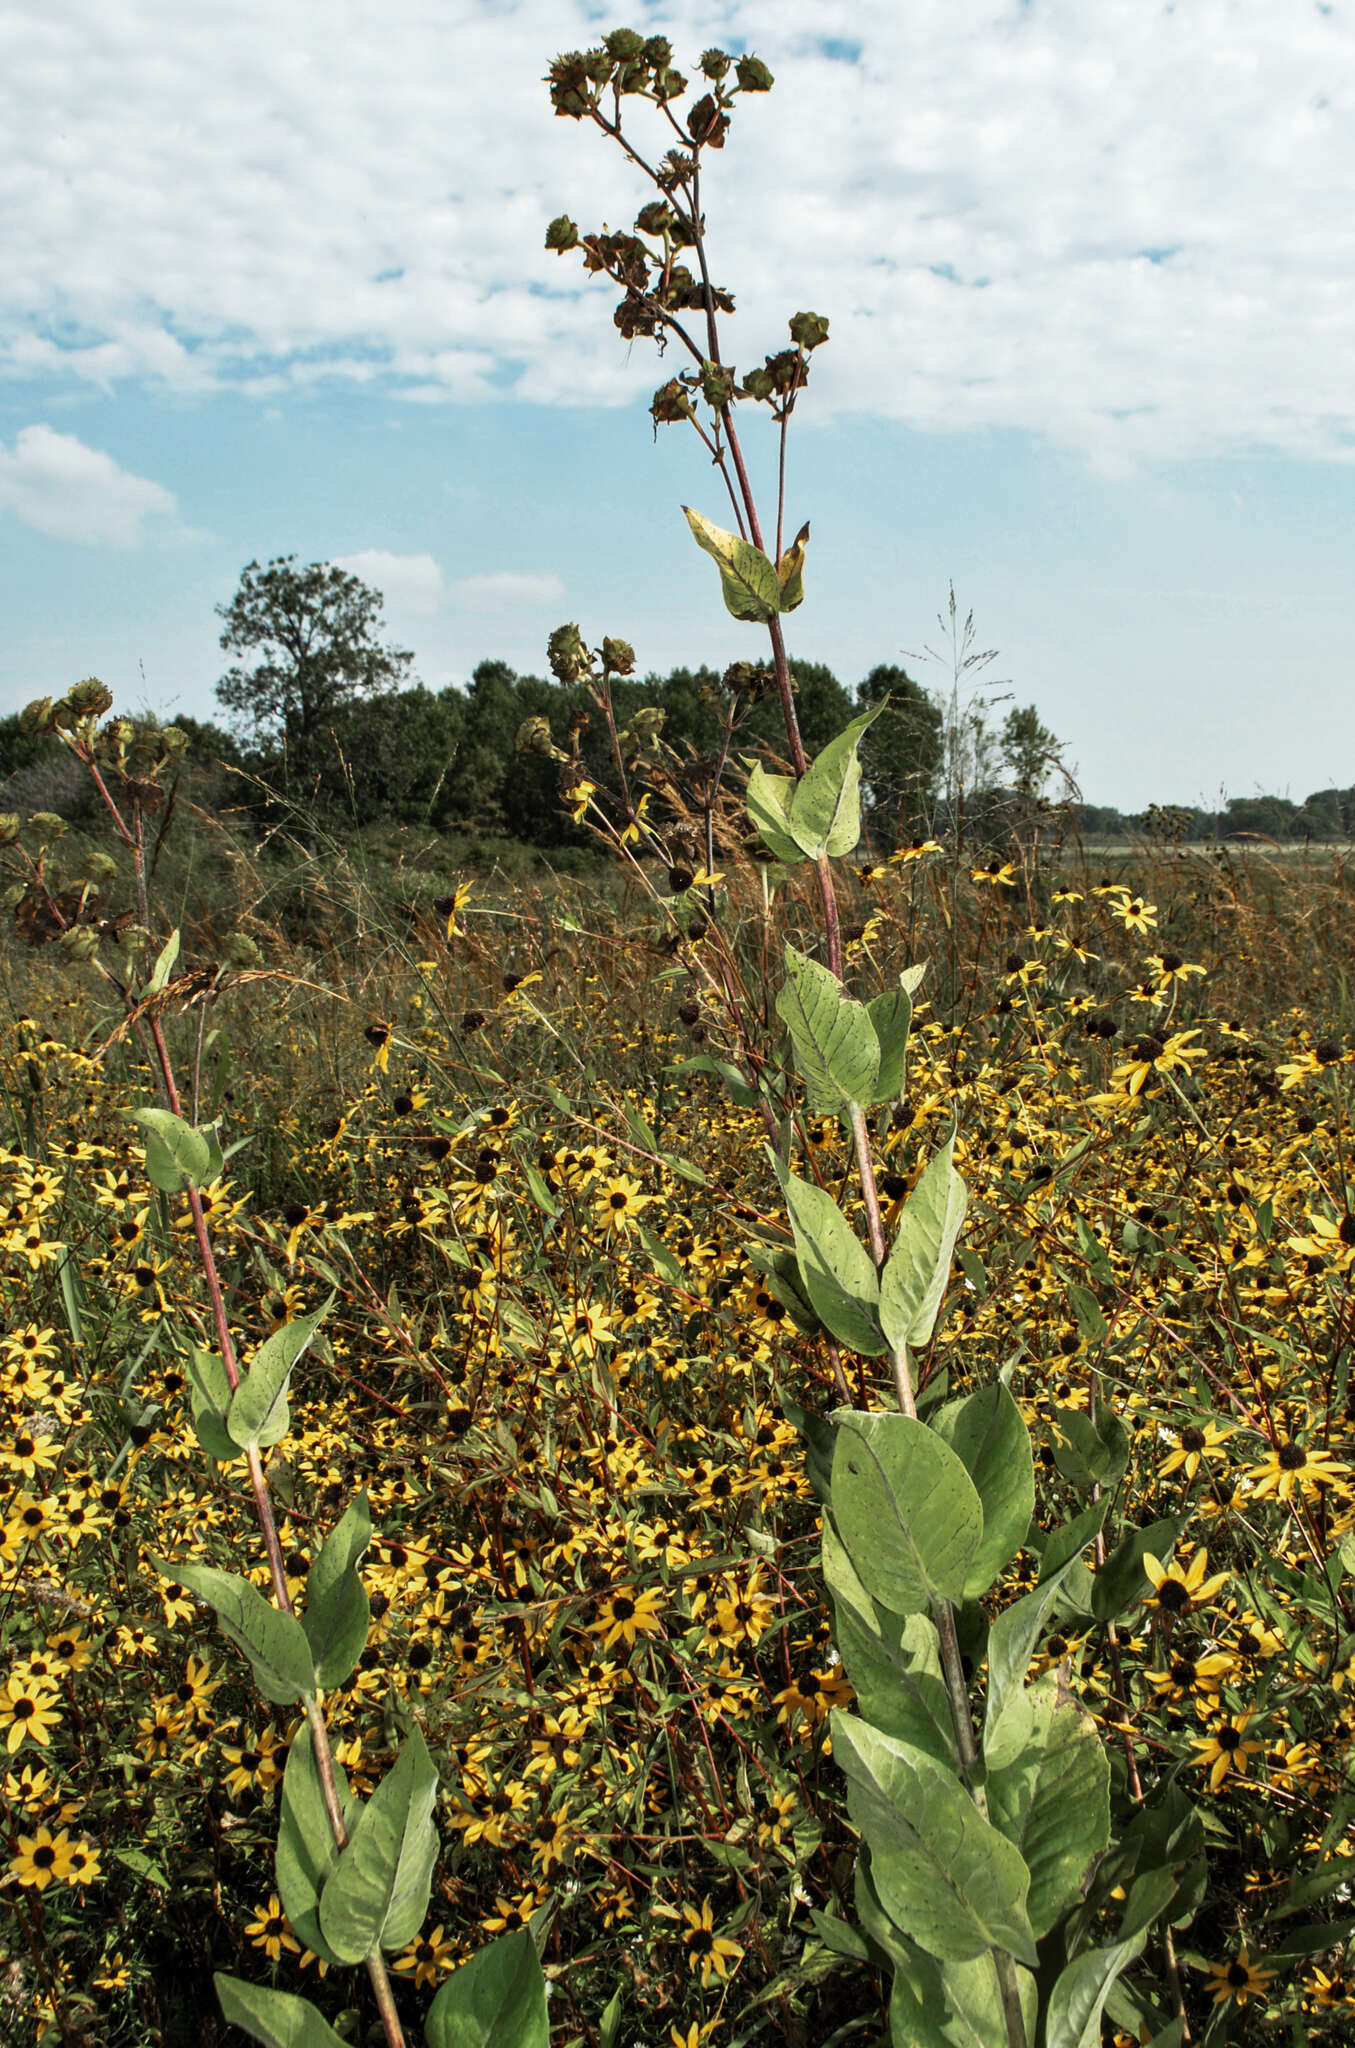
[392,1924,456,1986]
[244,1895,301,1963]
[0,1675,61,1752]
[655,1897,744,1988]
[9,1825,74,1889]
[1158,1418,1233,1482]
[1192,1710,1264,1792]
[1142,1546,1229,1619]
[590,1584,665,1651]
[1247,1436,1350,1503]
[1204,1947,1275,2007]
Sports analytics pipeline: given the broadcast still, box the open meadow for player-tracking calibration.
[3,774,1355,2046]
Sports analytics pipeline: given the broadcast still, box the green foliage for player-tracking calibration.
[424,1928,551,2047]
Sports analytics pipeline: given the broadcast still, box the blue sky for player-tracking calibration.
[3,0,1353,811]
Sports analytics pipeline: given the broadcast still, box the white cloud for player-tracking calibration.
[0,424,178,545]
[333,548,444,613]
[3,1,1355,463]
[451,572,566,611]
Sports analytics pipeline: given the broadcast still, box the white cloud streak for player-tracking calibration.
[0,424,178,545]
[3,2,1354,463]
[333,549,444,613]
[451,572,566,611]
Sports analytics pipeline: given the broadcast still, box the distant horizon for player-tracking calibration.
[3,2,1353,813]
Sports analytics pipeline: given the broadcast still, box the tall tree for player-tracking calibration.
[215,558,414,770]
[999,702,1064,797]
[854,664,944,835]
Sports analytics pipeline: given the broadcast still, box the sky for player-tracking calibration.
[2,0,1353,812]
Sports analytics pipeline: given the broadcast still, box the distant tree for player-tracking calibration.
[215,558,414,775]
[1221,794,1298,841]
[999,703,1064,798]
[853,664,943,838]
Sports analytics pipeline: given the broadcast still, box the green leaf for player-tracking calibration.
[598,1983,625,2048]
[683,505,780,624]
[822,1519,957,1765]
[884,1938,1037,2048]
[809,1908,872,1962]
[144,926,181,997]
[1066,1283,1108,1346]
[187,1346,242,1464]
[985,1551,1093,1769]
[668,1053,761,1108]
[788,706,883,861]
[776,944,880,1109]
[1042,1870,1175,2048]
[931,1383,1034,1601]
[771,1154,885,1356]
[424,1927,550,2048]
[879,1128,967,1352]
[778,1392,837,1503]
[831,1713,1038,1966]
[986,1672,1110,1937]
[214,1977,348,2048]
[776,520,810,612]
[227,1299,332,1453]
[745,760,806,864]
[1091,1515,1187,1622]
[1039,1498,1109,1581]
[127,1107,217,1193]
[318,1725,439,1962]
[276,1723,353,1966]
[866,984,913,1104]
[1050,1404,1130,1490]
[829,1410,983,1616]
[160,1560,315,1704]
[302,1493,372,1688]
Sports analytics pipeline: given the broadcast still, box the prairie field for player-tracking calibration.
[3,794,1355,2048]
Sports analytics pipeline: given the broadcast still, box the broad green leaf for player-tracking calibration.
[771,1154,885,1356]
[1091,1515,1187,1622]
[683,505,780,624]
[187,1346,242,1464]
[745,760,806,864]
[424,1926,550,2048]
[144,926,181,997]
[986,1672,1110,1937]
[668,1053,761,1108]
[776,519,810,612]
[788,706,883,860]
[276,1723,354,1966]
[127,1106,217,1193]
[318,1726,439,1962]
[809,1908,872,1962]
[829,1411,983,1615]
[885,1938,1037,2048]
[302,1493,372,1688]
[160,1560,315,1704]
[1042,1870,1175,2048]
[879,1129,967,1351]
[932,1383,1034,1601]
[1066,1283,1108,1346]
[984,1551,1091,1769]
[1038,1497,1109,1581]
[214,1976,348,2048]
[1050,1403,1130,1490]
[832,1713,1038,1966]
[227,1299,332,1453]
[776,944,880,1109]
[778,1391,837,1502]
[823,1519,957,1765]
[866,984,913,1104]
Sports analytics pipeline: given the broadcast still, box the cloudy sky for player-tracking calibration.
[2,0,1353,809]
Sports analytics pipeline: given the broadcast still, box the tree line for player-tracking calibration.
[1,556,1346,851]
